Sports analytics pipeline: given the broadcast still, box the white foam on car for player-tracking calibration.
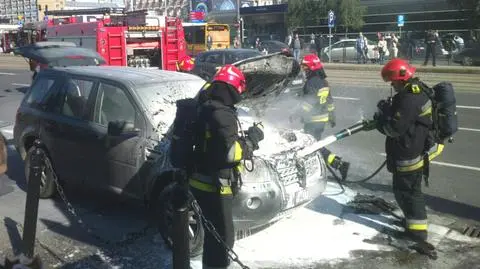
[230,182,389,267]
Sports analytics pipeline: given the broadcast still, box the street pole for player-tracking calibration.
[237,0,242,48]
[328,27,332,63]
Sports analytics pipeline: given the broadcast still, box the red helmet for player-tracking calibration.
[301,54,323,71]
[177,55,194,72]
[212,64,247,95]
[381,58,416,82]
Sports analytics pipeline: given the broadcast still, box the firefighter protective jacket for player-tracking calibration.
[377,81,443,173]
[193,99,252,183]
[301,75,335,124]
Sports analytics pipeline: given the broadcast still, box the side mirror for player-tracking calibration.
[107,120,139,136]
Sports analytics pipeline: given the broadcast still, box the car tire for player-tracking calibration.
[24,146,57,199]
[462,56,473,66]
[153,183,204,257]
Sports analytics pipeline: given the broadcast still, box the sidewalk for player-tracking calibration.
[322,62,480,74]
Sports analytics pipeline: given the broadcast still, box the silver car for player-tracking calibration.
[323,39,378,63]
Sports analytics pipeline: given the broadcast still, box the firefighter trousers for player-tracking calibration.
[304,122,342,169]
[191,184,234,268]
[392,171,428,241]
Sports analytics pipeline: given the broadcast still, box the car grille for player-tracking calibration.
[275,154,321,186]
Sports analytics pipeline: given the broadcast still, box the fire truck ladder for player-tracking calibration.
[165,17,181,71]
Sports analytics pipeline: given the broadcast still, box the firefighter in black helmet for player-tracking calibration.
[299,53,350,180]
[368,58,444,242]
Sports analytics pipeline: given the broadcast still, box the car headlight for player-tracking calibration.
[240,157,277,190]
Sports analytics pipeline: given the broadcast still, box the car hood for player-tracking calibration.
[14,43,106,66]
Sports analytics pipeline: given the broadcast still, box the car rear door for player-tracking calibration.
[42,75,98,184]
[87,81,146,197]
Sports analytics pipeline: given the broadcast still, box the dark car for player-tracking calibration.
[258,40,291,54]
[192,49,262,80]
[14,41,106,79]
[453,44,480,66]
[14,66,326,257]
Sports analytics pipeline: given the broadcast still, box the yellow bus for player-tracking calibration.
[183,22,230,56]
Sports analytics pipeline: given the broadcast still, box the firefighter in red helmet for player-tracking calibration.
[177,55,195,73]
[191,64,264,269]
[298,54,350,179]
[365,58,444,243]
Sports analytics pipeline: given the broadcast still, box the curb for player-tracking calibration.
[322,63,480,75]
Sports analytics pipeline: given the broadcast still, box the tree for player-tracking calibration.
[287,0,328,33]
[338,0,367,35]
[447,0,480,35]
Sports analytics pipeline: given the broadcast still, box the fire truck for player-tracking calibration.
[43,8,187,71]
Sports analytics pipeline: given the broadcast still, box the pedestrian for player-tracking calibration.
[297,54,350,180]
[176,55,195,73]
[377,35,387,64]
[356,32,367,64]
[443,38,455,65]
[292,33,303,62]
[233,36,240,49]
[315,34,324,58]
[0,132,6,176]
[207,34,213,51]
[423,29,437,66]
[390,33,399,58]
[255,37,261,51]
[406,31,416,62]
[364,58,445,242]
[453,35,464,51]
[190,64,264,269]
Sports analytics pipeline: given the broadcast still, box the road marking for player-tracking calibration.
[0,72,16,76]
[1,129,13,134]
[459,127,480,132]
[334,96,360,101]
[378,153,480,172]
[11,83,30,87]
[457,105,480,110]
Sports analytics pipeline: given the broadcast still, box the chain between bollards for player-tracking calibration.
[22,140,45,258]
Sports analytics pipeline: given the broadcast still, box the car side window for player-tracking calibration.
[345,41,357,48]
[60,78,94,119]
[94,82,137,127]
[205,52,223,64]
[196,53,207,63]
[225,53,237,64]
[25,77,55,108]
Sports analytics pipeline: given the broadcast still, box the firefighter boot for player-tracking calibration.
[330,156,350,180]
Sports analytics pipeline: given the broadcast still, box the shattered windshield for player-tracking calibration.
[134,79,205,134]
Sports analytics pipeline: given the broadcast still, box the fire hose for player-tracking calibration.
[296,120,387,189]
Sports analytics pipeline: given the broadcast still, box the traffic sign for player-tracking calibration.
[328,10,335,28]
[397,15,405,27]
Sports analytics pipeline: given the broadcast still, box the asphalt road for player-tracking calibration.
[0,66,479,268]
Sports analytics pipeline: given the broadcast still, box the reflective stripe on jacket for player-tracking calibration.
[301,75,335,124]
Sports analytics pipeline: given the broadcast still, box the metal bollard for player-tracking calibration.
[22,140,45,258]
[171,182,191,269]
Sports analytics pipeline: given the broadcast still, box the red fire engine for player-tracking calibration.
[43,8,187,71]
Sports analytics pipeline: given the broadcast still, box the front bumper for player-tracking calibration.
[232,152,327,231]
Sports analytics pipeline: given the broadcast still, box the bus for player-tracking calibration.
[183,22,230,56]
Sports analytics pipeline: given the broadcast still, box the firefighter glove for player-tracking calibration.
[377,99,392,117]
[247,125,264,146]
[329,112,336,128]
[362,119,378,131]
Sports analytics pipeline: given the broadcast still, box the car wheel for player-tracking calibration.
[24,146,57,198]
[462,56,473,66]
[153,183,204,257]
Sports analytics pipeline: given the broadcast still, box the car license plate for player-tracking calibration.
[294,189,309,205]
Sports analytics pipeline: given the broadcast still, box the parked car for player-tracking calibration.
[14,66,327,257]
[322,39,378,63]
[192,49,262,81]
[453,44,480,66]
[14,41,106,80]
[258,40,291,54]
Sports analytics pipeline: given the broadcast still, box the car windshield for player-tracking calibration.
[265,41,288,51]
[236,51,262,60]
[134,79,205,133]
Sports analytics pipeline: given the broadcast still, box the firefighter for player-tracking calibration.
[367,58,444,242]
[190,64,264,269]
[299,54,350,180]
[176,55,195,73]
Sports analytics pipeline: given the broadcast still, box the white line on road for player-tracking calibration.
[459,127,480,132]
[11,83,30,87]
[1,129,13,134]
[334,96,360,101]
[0,72,16,76]
[457,105,480,110]
[378,153,480,172]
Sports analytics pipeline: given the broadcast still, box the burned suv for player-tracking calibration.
[14,65,326,256]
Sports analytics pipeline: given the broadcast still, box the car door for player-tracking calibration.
[329,42,344,61]
[344,40,358,61]
[204,51,224,80]
[87,81,146,197]
[42,75,98,184]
